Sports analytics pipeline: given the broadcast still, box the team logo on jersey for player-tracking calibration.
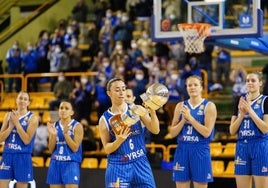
[109,178,129,188]
[0,162,10,170]
[235,156,246,165]
[207,173,212,179]
[173,162,185,171]
[261,166,268,173]
[197,104,205,115]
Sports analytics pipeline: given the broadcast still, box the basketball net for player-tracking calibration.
[178,23,211,54]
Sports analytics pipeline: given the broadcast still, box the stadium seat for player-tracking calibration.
[9,179,36,188]
[224,161,235,175]
[210,142,223,157]
[45,157,51,167]
[81,158,98,169]
[32,156,44,167]
[221,143,236,157]
[211,160,225,175]
[99,158,107,169]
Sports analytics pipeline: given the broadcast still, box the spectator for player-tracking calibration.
[132,0,153,32]
[66,37,82,72]
[137,30,154,58]
[36,30,50,73]
[49,73,74,110]
[262,63,268,95]
[72,0,89,23]
[113,12,135,50]
[168,41,186,69]
[33,113,48,156]
[99,18,114,56]
[230,65,247,98]
[93,71,111,119]
[5,40,23,92]
[87,22,100,63]
[127,68,149,105]
[80,118,97,152]
[216,47,231,87]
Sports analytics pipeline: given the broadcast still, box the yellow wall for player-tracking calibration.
[0,0,77,69]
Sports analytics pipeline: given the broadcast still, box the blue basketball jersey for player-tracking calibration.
[4,111,35,153]
[50,119,82,163]
[237,94,268,141]
[177,99,214,144]
[102,103,147,164]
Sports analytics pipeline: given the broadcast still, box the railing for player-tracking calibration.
[0,0,59,43]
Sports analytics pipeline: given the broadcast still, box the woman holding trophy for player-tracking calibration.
[170,75,217,188]
[98,77,168,188]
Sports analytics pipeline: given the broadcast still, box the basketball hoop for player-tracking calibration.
[178,23,211,54]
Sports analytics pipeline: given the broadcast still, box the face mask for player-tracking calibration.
[80,78,88,84]
[103,62,109,67]
[67,28,73,34]
[12,45,18,50]
[169,14,176,20]
[27,46,33,51]
[58,76,65,82]
[143,34,148,39]
[71,41,78,47]
[131,43,137,49]
[122,16,129,22]
[135,74,144,81]
[99,77,106,82]
[117,13,122,18]
[55,48,61,53]
[105,20,110,25]
[118,66,125,73]
[115,45,122,50]
[171,74,178,80]
[106,13,112,18]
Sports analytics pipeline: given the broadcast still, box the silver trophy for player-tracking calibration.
[140,83,169,110]
[110,83,169,134]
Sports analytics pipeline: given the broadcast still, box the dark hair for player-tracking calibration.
[106,77,124,91]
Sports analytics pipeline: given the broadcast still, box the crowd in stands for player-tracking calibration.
[4,0,267,155]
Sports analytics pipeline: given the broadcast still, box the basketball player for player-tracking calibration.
[170,75,217,188]
[46,100,84,188]
[0,91,39,188]
[230,72,268,188]
[98,77,160,188]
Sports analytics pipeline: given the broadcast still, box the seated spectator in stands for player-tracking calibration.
[230,65,247,98]
[215,47,231,88]
[33,113,48,156]
[50,28,64,51]
[128,40,143,67]
[99,18,114,57]
[127,68,149,105]
[22,42,38,92]
[47,44,70,90]
[36,30,50,73]
[168,41,186,69]
[93,71,111,119]
[113,12,134,50]
[66,37,82,72]
[87,22,100,63]
[180,56,201,99]
[72,0,89,23]
[137,30,154,58]
[99,57,114,79]
[70,75,94,121]
[80,118,97,152]
[63,25,77,50]
[262,63,268,95]
[6,40,23,92]
[49,73,74,110]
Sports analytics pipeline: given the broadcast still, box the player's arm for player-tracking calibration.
[47,122,57,153]
[99,116,130,155]
[63,123,84,152]
[169,102,186,138]
[0,112,14,142]
[190,102,217,138]
[230,96,244,135]
[14,113,39,145]
[140,106,160,134]
[248,97,268,134]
